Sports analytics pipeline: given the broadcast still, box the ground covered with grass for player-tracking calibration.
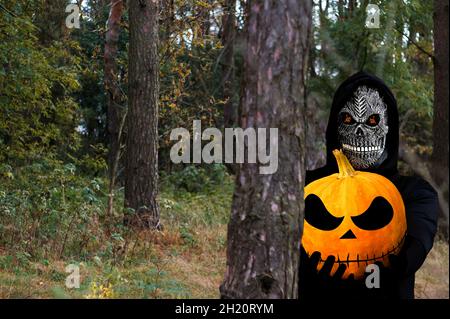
[416,239,449,299]
[0,162,231,298]
[0,162,448,298]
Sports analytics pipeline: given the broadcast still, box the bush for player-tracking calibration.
[163,164,228,193]
[0,159,110,261]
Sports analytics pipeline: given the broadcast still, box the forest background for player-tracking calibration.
[0,0,448,298]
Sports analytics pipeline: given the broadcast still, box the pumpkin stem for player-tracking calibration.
[333,149,357,178]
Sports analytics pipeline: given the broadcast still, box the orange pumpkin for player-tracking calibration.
[301,149,407,279]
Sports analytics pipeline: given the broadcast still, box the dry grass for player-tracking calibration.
[415,239,449,299]
[0,224,228,299]
[164,225,227,298]
[159,232,450,299]
[1,230,448,299]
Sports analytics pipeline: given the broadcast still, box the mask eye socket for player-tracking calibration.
[340,112,356,125]
[351,197,393,230]
[305,194,344,231]
[365,114,380,127]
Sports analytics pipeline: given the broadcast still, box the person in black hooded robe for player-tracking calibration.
[298,71,439,299]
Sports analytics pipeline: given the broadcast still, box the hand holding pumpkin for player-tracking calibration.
[299,247,367,299]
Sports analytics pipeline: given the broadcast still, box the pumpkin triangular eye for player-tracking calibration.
[305,194,343,231]
[351,196,393,230]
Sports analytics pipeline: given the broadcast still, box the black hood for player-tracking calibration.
[325,71,399,177]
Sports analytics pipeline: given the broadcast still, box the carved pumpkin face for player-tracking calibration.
[301,150,406,279]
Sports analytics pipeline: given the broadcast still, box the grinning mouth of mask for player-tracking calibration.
[340,137,386,169]
[341,136,386,153]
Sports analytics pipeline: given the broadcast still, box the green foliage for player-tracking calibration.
[0,159,108,260]
[158,2,228,169]
[163,164,228,193]
[0,162,233,298]
[0,6,82,164]
[71,4,128,163]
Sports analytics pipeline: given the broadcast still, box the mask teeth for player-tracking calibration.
[342,144,386,152]
[342,138,386,153]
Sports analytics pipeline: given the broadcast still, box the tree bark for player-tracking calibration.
[105,0,124,183]
[220,0,311,299]
[125,0,160,229]
[221,0,237,128]
[196,0,211,40]
[160,0,174,42]
[306,1,326,170]
[89,0,110,22]
[338,0,344,21]
[432,0,449,235]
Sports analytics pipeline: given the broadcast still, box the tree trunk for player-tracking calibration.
[306,1,326,170]
[348,0,355,18]
[196,0,211,39]
[221,0,237,128]
[92,0,110,20]
[160,0,174,42]
[125,0,160,229]
[105,0,124,183]
[338,0,344,21]
[220,0,311,299]
[432,0,449,236]
[105,0,126,224]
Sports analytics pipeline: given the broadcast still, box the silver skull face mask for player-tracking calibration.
[338,86,388,169]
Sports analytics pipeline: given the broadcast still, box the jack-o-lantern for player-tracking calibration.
[301,149,406,279]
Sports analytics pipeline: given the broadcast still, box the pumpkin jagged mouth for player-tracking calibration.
[315,232,406,267]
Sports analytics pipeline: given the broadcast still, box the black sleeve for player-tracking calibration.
[402,177,439,276]
[305,166,334,186]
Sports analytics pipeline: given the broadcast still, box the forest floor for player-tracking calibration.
[415,239,449,299]
[0,175,448,299]
[0,174,233,299]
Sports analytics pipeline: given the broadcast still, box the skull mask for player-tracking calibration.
[338,86,388,169]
